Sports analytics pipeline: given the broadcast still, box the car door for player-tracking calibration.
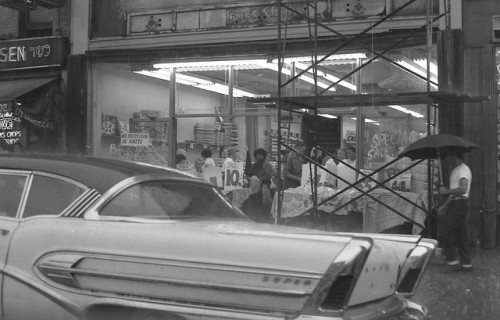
[1,172,88,320]
[0,171,28,317]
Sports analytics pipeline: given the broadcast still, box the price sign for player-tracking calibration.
[223,161,244,192]
[301,164,327,187]
[386,173,412,192]
[202,167,223,188]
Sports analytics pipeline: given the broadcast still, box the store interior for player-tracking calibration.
[95,45,436,198]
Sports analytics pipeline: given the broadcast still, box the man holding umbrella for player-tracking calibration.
[438,149,473,272]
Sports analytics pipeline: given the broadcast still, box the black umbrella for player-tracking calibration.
[399,133,479,186]
[399,134,480,161]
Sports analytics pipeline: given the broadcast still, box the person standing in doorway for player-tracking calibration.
[438,150,473,272]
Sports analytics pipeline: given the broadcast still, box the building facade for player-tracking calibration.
[63,0,498,244]
[0,0,70,153]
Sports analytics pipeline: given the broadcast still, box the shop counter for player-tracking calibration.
[271,187,427,234]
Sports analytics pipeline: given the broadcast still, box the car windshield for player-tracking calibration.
[99,181,246,220]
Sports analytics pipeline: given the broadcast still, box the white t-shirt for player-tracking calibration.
[203,158,216,168]
[337,161,357,190]
[324,158,338,188]
[449,163,472,198]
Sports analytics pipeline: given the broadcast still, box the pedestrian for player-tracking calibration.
[283,140,306,189]
[201,148,215,168]
[437,150,472,272]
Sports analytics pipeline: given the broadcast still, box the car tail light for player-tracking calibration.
[396,239,436,297]
[320,242,370,311]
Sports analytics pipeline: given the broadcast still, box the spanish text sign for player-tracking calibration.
[120,133,150,147]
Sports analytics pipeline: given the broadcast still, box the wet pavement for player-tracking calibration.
[414,245,500,320]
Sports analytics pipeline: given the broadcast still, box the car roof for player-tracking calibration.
[0,153,197,193]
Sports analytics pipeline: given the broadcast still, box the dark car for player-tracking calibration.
[0,153,435,320]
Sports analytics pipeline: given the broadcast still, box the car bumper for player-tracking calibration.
[296,296,430,320]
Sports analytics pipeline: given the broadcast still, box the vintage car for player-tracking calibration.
[0,153,436,320]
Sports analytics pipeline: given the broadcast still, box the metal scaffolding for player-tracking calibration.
[249,0,487,232]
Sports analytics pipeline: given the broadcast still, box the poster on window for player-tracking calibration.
[223,161,244,192]
[301,164,327,187]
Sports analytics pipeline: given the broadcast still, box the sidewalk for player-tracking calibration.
[413,245,500,320]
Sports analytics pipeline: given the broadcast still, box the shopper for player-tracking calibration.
[245,148,274,215]
[283,140,306,189]
[240,176,271,223]
[222,147,238,169]
[201,148,215,168]
[337,146,357,190]
[324,148,341,188]
[438,150,473,272]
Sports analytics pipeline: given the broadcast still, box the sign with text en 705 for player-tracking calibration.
[121,133,150,147]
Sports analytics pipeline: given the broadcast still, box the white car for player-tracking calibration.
[0,154,436,320]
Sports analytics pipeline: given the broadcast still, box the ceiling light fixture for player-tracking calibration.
[319,114,337,119]
[395,59,438,89]
[261,62,336,92]
[387,105,425,118]
[351,117,380,125]
[135,70,257,98]
[294,62,357,91]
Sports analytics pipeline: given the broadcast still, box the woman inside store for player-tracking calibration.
[245,148,274,217]
[222,147,238,169]
[283,140,306,190]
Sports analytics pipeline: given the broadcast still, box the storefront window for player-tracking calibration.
[360,104,432,197]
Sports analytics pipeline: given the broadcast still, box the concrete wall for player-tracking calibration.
[463,0,500,45]
[0,2,72,39]
[0,7,18,39]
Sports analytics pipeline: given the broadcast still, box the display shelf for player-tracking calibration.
[265,128,301,162]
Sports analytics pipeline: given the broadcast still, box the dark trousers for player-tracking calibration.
[439,199,471,265]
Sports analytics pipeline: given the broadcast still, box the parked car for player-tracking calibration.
[0,153,436,320]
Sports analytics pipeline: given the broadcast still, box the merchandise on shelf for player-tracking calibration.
[194,122,239,147]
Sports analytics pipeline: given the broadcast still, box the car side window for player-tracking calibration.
[23,175,86,218]
[99,181,243,220]
[0,174,27,218]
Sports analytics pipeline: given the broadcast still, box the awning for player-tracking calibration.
[0,77,58,104]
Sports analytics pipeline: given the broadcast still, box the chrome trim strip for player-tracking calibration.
[38,252,324,279]
[62,189,100,218]
[38,264,314,297]
[36,252,322,301]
